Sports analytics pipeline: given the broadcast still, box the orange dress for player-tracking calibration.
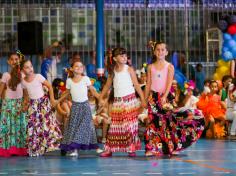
[197,93,225,120]
[197,93,226,138]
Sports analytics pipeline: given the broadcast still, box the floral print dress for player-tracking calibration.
[144,92,205,156]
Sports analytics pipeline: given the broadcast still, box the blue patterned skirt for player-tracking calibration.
[60,101,98,151]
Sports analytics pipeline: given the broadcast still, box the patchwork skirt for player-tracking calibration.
[104,93,141,153]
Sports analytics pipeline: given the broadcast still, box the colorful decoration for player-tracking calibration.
[16,49,25,61]
[213,59,230,80]
[90,78,101,92]
[58,81,66,92]
[182,80,195,95]
[218,15,236,61]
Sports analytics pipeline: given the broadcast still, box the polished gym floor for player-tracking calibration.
[0,139,236,176]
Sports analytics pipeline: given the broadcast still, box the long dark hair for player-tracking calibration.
[20,59,30,70]
[106,47,127,75]
[8,53,21,91]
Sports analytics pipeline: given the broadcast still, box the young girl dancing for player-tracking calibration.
[0,53,27,157]
[99,47,146,157]
[59,60,99,157]
[144,42,204,156]
[21,59,62,156]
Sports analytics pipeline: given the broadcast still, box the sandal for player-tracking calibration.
[145,151,154,157]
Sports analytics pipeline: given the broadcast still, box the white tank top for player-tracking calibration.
[113,65,135,97]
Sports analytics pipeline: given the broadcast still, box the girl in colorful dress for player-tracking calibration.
[197,80,226,138]
[59,60,99,157]
[99,47,146,157]
[144,42,204,157]
[20,59,62,157]
[0,53,27,157]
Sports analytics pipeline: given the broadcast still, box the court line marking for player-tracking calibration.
[49,173,69,175]
[81,173,98,175]
[112,173,130,175]
[21,172,38,175]
[144,173,162,175]
[213,171,231,174]
[174,158,234,174]
[178,173,195,175]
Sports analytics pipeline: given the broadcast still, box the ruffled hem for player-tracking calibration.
[0,147,28,157]
[60,143,98,151]
[104,142,141,153]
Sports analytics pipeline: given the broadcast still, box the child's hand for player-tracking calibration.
[51,100,58,108]
[98,99,105,108]
[161,96,167,105]
[141,99,147,109]
[65,111,70,117]
[22,104,29,112]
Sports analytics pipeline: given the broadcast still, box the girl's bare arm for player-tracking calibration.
[128,67,145,102]
[163,64,175,99]
[144,65,152,101]
[99,74,113,101]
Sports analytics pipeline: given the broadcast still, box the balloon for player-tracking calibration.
[213,73,220,80]
[222,51,233,61]
[171,52,178,69]
[217,59,230,67]
[228,39,236,48]
[233,34,236,41]
[216,66,228,75]
[229,15,236,25]
[218,20,228,32]
[221,14,230,22]
[231,47,236,58]
[217,59,227,67]
[222,46,229,53]
[227,24,236,35]
[223,33,232,41]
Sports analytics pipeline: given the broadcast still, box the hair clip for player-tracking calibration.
[16,49,25,60]
[148,41,157,52]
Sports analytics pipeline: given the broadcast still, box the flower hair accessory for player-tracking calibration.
[15,49,25,79]
[183,80,195,95]
[148,41,157,52]
[16,49,25,61]
[58,81,66,92]
[64,67,74,78]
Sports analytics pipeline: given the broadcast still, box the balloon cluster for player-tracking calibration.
[213,59,230,80]
[218,15,236,61]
